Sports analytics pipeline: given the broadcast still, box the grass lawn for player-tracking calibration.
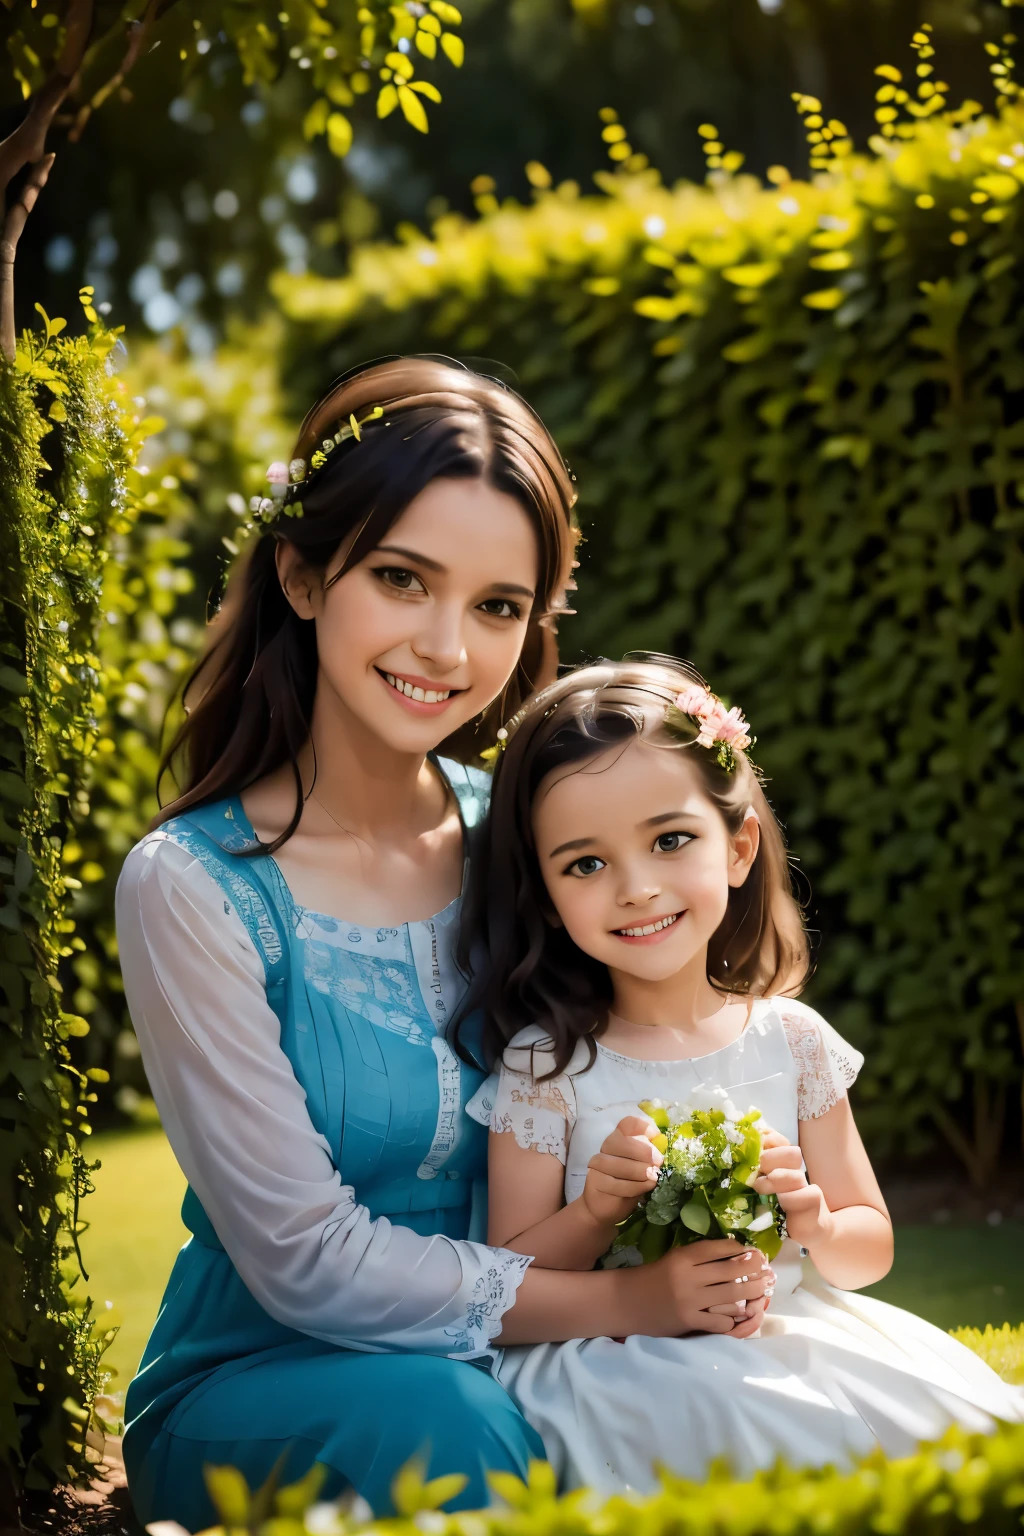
[81,1127,1024,1392]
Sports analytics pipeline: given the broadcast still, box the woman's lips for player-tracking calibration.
[376,667,464,716]
[611,912,683,945]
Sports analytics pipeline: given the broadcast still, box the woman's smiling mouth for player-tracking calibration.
[612,912,683,943]
[376,667,464,713]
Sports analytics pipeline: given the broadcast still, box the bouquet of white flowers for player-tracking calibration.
[609,1088,787,1265]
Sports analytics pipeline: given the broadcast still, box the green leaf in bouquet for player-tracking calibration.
[709,1186,755,1231]
[680,1193,712,1235]
[638,1221,674,1263]
[746,1223,784,1261]
[646,1170,686,1225]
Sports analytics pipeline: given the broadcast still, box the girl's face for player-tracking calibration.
[280,476,539,755]
[532,739,759,985]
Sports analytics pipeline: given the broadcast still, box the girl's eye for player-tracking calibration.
[477,597,522,620]
[376,566,426,595]
[567,854,606,878]
[654,831,693,854]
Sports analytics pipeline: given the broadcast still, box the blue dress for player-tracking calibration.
[115,761,544,1530]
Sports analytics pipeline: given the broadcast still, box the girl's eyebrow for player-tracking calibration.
[642,810,709,828]
[548,835,597,858]
[372,543,535,600]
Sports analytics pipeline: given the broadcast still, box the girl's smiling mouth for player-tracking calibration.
[612,912,683,944]
[376,667,465,714]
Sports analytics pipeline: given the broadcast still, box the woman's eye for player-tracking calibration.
[376,566,426,594]
[477,597,522,620]
[567,855,606,878]
[655,832,692,854]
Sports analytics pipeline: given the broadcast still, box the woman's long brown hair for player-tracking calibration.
[153,357,579,849]
[456,655,811,1076]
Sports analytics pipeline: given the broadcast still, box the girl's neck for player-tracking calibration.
[608,950,725,1034]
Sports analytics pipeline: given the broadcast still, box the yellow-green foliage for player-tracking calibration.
[191,1416,1024,1536]
[0,305,158,1501]
[275,78,1024,1185]
[950,1323,1024,1385]
[64,326,290,1108]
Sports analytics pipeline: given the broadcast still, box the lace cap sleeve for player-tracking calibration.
[777,1000,865,1120]
[467,1026,580,1164]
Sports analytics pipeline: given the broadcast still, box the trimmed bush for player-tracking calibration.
[274,76,1024,1184]
[190,1414,1024,1536]
[0,305,146,1509]
[63,326,289,1112]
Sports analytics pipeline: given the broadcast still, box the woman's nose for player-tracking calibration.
[411,605,468,673]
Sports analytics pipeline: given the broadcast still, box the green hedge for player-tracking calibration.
[0,304,142,1510]
[274,70,1024,1184]
[62,325,290,1115]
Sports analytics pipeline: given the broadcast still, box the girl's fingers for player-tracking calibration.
[758,1145,804,1172]
[589,1153,659,1183]
[759,1167,807,1194]
[598,1131,663,1166]
[592,1172,659,1198]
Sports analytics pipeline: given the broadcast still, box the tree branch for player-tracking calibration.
[0,0,94,358]
[69,0,175,144]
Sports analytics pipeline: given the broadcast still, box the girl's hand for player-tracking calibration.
[582,1114,662,1229]
[753,1126,834,1250]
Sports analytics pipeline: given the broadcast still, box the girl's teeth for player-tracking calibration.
[384,672,450,704]
[619,914,678,938]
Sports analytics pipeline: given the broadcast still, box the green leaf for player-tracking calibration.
[326,111,352,157]
[680,1195,712,1235]
[204,1464,252,1526]
[377,83,398,119]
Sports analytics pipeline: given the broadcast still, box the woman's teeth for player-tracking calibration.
[384,672,452,704]
[617,914,679,938]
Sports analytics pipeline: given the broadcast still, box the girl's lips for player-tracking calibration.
[376,667,464,717]
[611,912,684,945]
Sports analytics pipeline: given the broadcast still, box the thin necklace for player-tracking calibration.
[309,790,351,836]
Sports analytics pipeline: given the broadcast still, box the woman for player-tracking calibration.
[115,357,773,1532]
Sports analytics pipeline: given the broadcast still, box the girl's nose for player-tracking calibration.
[617,868,662,907]
[411,605,468,673]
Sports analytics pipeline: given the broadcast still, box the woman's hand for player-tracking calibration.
[620,1238,775,1337]
[582,1114,662,1229]
[753,1127,834,1250]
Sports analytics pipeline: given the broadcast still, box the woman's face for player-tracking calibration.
[282,476,539,756]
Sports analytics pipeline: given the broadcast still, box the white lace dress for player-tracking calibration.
[467,997,1024,1492]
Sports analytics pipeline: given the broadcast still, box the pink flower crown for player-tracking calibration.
[673,684,753,772]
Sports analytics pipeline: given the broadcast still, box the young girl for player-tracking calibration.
[463,654,1024,1492]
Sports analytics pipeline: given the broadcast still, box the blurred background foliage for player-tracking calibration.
[12,0,1018,349]
[4,0,1022,1182]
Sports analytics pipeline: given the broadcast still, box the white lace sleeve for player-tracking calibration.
[778,1000,865,1120]
[466,1027,577,1164]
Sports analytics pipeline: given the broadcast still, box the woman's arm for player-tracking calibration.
[756,1101,893,1289]
[488,1116,662,1271]
[116,836,529,1359]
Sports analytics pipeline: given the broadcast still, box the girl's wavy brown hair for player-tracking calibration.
[153,356,579,848]
[457,653,811,1076]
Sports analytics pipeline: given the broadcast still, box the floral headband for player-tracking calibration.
[249,405,386,527]
[490,677,753,773]
[671,683,753,773]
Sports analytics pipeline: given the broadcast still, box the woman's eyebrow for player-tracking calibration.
[548,835,597,858]
[372,544,535,600]
[374,543,445,573]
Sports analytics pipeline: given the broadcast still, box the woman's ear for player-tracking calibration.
[275,540,319,620]
[727,807,760,888]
